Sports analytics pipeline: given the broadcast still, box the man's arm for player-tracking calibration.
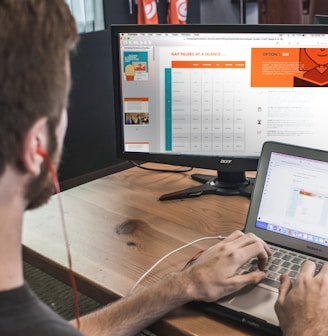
[74,230,271,336]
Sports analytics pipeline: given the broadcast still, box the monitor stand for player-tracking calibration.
[159,171,255,201]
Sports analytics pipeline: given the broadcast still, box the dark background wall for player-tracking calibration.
[258,0,328,24]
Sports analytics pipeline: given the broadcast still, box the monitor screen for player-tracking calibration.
[110,24,328,200]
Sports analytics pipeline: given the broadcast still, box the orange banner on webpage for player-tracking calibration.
[124,97,149,102]
[251,48,328,87]
[171,60,246,69]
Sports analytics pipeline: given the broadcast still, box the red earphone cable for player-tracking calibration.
[37,147,81,329]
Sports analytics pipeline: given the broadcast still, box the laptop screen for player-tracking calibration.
[256,151,328,247]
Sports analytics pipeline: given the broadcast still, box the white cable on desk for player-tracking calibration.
[129,235,226,295]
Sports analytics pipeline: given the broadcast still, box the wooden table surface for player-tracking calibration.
[23,163,262,336]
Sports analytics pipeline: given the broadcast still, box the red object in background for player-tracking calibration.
[167,0,188,24]
[138,0,159,24]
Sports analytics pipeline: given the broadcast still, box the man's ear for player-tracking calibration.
[22,117,48,176]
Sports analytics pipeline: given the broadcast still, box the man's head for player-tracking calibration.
[0,0,78,208]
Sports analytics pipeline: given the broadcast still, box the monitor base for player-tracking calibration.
[159,171,255,201]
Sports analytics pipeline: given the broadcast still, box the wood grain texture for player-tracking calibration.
[23,164,261,335]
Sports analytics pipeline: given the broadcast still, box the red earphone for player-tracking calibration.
[36,144,60,193]
[36,144,48,158]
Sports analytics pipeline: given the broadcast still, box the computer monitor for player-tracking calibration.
[111,24,328,200]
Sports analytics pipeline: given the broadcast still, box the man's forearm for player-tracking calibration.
[75,271,193,336]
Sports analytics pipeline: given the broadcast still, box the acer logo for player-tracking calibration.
[220,159,232,164]
[306,245,322,253]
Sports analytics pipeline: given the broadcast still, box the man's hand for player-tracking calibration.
[275,261,328,336]
[183,230,272,302]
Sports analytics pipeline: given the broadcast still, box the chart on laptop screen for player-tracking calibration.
[256,152,328,246]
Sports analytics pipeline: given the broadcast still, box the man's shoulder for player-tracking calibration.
[0,284,83,336]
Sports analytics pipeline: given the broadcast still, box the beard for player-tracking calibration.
[25,162,56,210]
[24,141,63,211]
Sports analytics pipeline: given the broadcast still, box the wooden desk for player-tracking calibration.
[23,164,261,336]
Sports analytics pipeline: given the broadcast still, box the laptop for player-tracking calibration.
[195,141,328,335]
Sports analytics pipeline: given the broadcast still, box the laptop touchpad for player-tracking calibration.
[229,285,279,325]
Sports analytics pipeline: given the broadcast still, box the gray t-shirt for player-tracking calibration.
[0,284,83,336]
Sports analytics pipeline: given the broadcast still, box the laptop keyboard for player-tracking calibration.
[238,245,325,289]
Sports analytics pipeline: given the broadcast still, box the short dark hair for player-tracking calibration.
[0,0,78,174]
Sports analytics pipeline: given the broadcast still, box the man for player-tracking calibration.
[0,1,327,336]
